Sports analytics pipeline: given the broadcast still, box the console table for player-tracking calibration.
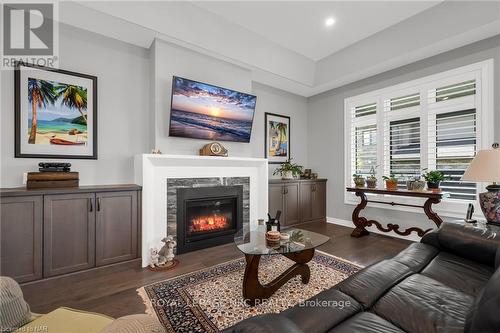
[346,187,449,238]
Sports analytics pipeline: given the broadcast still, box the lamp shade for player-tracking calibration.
[461,148,500,182]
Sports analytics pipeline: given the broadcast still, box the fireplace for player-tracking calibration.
[176,185,243,254]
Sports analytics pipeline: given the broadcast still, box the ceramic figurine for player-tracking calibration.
[149,247,160,268]
[159,236,177,263]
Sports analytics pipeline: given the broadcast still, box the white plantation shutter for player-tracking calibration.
[427,79,478,200]
[350,103,377,178]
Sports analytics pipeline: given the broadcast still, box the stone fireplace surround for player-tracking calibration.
[135,154,268,267]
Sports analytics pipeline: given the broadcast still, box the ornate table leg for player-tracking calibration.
[351,191,369,238]
[423,197,443,228]
[242,248,314,306]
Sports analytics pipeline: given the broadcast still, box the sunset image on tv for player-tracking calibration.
[169,77,256,142]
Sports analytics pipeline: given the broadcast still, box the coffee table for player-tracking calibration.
[234,227,330,305]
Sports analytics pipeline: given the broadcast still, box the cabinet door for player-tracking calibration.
[300,183,314,222]
[44,193,95,277]
[1,196,43,283]
[283,183,300,226]
[269,184,284,220]
[96,191,138,266]
[311,182,327,221]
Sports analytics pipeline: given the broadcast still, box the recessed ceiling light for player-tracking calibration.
[325,17,335,27]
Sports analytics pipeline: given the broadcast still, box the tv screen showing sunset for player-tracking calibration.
[169,76,256,142]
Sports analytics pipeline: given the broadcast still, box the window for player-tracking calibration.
[345,60,494,215]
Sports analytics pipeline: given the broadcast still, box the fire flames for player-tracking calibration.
[189,214,230,233]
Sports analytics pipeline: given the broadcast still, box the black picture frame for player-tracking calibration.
[264,112,291,164]
[14,61,98,159]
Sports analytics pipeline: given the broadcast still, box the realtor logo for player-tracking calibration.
[1,1,58,68]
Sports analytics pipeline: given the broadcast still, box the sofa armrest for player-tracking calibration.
[421,221,500,267]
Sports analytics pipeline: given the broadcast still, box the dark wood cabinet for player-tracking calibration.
[44,193,96,277]
[0,196,43,283]
[0,185,141,284]
[96,191,138,266]
[269,179,327,226]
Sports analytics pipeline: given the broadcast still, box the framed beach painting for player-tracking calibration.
[265,113,290,164]
[15,62,97,159]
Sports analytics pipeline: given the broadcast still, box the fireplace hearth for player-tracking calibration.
[176,185,243,254]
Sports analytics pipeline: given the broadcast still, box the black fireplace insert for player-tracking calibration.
[176,185,243,254]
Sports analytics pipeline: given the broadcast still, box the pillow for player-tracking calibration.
[99,314,166,333]
[0,276,32,332]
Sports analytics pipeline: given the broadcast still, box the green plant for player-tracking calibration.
[382,174,398,181]
[421,169,447,183]
[352,173,364,179]
[273,158,303,177]
[368,165,378,179]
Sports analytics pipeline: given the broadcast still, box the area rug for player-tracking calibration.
[137,251,361,333]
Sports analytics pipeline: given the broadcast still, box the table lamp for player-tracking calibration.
[461,143,500,225]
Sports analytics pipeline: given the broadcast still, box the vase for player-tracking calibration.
[281,171,294,180]
[427,181,440,190]
[479,187,500,225]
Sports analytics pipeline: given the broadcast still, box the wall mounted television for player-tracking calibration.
[169,76,257,143]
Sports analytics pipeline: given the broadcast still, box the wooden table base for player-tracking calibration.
[242,248,314,306]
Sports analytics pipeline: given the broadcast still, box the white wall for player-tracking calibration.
[151,39,309,176]
[0,24,151,187]
[308,35,500,235]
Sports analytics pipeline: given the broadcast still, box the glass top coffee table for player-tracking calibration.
[234,227,329,305]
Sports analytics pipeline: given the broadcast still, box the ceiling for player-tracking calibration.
[193,1,441,61]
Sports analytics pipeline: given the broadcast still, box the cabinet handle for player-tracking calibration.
[312,185,316,192]
[285,187,288,194]
[97,198,101,211]
[89,198,93,212]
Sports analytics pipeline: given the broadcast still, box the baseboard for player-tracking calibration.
[326,217,421,242]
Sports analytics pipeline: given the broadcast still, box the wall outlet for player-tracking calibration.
[22,172,27,185]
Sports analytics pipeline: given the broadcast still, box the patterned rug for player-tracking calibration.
[138,251,361,333]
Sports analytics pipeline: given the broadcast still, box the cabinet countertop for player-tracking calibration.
[269,178,327,184]
[0,184,142,197]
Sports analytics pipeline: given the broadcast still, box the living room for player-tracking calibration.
[0,1,499,332]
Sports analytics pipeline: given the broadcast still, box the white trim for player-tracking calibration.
[344,60,495,214]
[326,217,420,242]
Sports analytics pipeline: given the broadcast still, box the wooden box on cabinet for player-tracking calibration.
[0,185,141,284]
[269,179,327,226]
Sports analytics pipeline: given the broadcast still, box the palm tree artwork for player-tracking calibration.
[275,122,288,156]
[26,78,88,145]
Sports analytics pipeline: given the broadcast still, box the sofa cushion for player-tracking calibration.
[282,289,361,333]
[421,251,493,296]
[466,267,500,333]
[391,242,439,272]
[13,307,113,333]
[373,274,474,333]
[221,313,304,333]
[0,277,31,332]
[100,314,165,333]
[335,260,413,308]
[327,312,404,333]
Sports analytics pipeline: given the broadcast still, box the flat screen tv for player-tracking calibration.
[169,76,257,143]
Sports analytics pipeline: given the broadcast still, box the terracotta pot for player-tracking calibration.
[366,178,377,189]
[385,180,398,190]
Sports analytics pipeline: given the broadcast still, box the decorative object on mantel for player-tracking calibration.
[15,62,97,159]
[422,168,447,190]
[151,148,162,154]
[149,236,179,271]
[346,186,449,238]
[265,112,290,164]
[27,162,79,189]
[273,158,303,180]
[199,141,228,156]
[461,143,500,226]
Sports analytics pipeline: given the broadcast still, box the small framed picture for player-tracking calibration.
[265,113,290,164]
[15,62,97,159]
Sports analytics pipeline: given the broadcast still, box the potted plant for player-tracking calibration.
[383,174,398,190]
[352,174,366,188]
[422,169,446,190]
[366,165,378,189]
[273,159,303,180]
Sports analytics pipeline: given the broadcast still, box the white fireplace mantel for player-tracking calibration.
[134,154,268,267]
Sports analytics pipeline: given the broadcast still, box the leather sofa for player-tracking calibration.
[223,221,500,333]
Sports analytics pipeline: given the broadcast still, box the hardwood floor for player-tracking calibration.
[21,222,411,318]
